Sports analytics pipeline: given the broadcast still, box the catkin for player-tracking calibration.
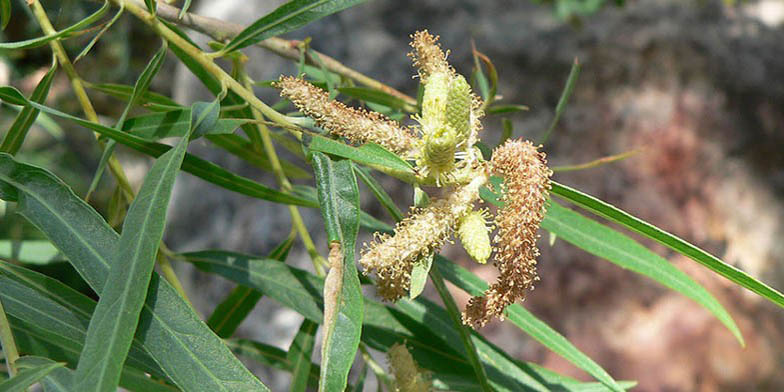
[275,76,417,155]
[462,139,551,328]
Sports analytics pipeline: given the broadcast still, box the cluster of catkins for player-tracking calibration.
[275,31,551,328]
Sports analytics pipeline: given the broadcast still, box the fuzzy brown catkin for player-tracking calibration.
[462,139,551,328]
[275,76,417,155]
[408,30,453,82]
[360,175,487,301]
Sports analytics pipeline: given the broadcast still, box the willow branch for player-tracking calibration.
[135,0,417,106]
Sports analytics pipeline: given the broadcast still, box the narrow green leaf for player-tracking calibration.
[190,99,220,139]
[73,123,192,392]
[428,265,492,391]
[0,261,166,378]
[0,89,315,207]
[354,166,403,221]
[544,200,745,344]
[338,87,416,113]
[181,250,610,391]
[0,0,10,30]
[499,118,513,147]
[0,59,57,155]
[120,110,247,140]
[207,235,295,338]
[178,0,192,19]
[223,0,368,53]
[0,2,109,49]
[471,47,498,105]
[207,134,311,180]
[434,256,624,392]
[0,240,62,264]
[486,104,529,115]
[0,359,63,392]
[86,41,169,198]
[227,339,320,389]
[85,82,182,112]
[144,0,157,16]
[310,152,363,392]
[305,135,415,182]
[287,319,318,392]
[551,181,784,309]
[0,156,269,391]
[408,253,432,299]
[75,4,125,63]
[540,58,580,144]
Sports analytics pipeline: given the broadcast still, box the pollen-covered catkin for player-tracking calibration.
[274,76,417,155]
[360,175,487,301]
[462,139,551,328]
[387,343,432,392]
[408,30,453,82]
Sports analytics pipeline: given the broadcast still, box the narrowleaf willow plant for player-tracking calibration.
[0,1,782,391]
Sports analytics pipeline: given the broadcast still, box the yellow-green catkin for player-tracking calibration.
[457,210,492,264]
[421,125,457,183]
[420,71,451,127]
[445,74,472,145]
[387,343,432,392]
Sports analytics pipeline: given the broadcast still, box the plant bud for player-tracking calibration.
[457,210,492,264]
[445,75,472,143]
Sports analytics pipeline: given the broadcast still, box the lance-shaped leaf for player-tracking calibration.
[542,200,743,345]
[310,152,363,392]
[287,319,318,392]
[550,181,784,310]
[0,358,63,392]
[0,59,57,155]
[223,0,368,53]
[0,154,269,391]
[0,2,109,49]
[72,117,192,392]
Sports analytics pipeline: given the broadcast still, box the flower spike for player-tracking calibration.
[462,139,552,328]
[275,76,417,155]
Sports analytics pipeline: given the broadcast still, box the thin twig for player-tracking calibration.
[552,148,642,172]
[0,299,20,377]
[133,0,417,106]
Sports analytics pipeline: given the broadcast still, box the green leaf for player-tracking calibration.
[0,359,63,392]
[121,109,246,140]
[0,0,10,30]
[75,4,125,63]
[144,0,157,16]
[0,261,165,378]
[207,134,311,180]
[0,1,109,49]
[551,181,784,309]
[73,123,192,392]
[354,166,403,221]
[0,58,57,155]
[85,82,182,112]
[338,87,416,113]
[544,200,745,344]
[434,256,624,392]
[310,153,363,392]
[0,240,62,264]
[181,250,612,391]
[287,319,318,392]
[222,0,369,53]
[207,236,295,338]
[0,89,315,207]
[178,0,192,18]
[305,135,415,182]
[486,104,529,115]
[539,58,580,144]
[227,339,320,389]
[190,99,220,139]
[408,253,432,299]
[0,155,269,391]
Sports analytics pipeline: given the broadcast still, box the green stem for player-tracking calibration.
[157,252,195,309]
[28,0,135,204]
[0,299,20,377]
[359,343,394,390]
[117,0,303,137]
[239,73,326,276]
[429,265,493,392]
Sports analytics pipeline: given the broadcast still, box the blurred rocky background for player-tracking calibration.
[2,0,784,390]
